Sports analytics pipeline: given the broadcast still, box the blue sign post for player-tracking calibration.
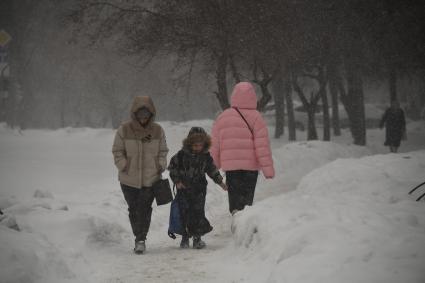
[0,29,11,93]
[0,46,7,64]
[0,29,11,67]
[0,29,12,47]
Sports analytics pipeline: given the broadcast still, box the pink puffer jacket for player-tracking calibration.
[211,82,275,178]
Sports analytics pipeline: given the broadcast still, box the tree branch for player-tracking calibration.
[228,53,241,83]
[85,1,160,16]
[292,73,310,107]
[300,72,319,81]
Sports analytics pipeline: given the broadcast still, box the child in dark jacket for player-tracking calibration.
[168,127,227,249]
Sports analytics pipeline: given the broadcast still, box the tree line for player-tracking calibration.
[69,0,425,145]
[1,1,424,145]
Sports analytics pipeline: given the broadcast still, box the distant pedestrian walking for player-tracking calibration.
[380,100,406,153]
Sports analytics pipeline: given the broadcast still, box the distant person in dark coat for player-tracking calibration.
[380,101,406,153]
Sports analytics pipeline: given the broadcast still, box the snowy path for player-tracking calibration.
[94,214,233,283]
[1,120,425,283]
[0,121,239,283]
[82,191,234,283]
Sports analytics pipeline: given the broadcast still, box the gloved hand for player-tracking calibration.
[176,182,186,190]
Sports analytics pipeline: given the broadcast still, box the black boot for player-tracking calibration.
[193,236,206,249]
[180,235,190,249]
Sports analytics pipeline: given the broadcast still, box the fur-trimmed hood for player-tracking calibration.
[183,129,211,152]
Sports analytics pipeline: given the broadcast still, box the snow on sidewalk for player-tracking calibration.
[217,151,425,283]
[1,121,424,283]
[255,140,371,200]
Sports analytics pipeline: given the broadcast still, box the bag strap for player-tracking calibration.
[233,107,254,135]
[168,183,178,240]
[172,183,177,197]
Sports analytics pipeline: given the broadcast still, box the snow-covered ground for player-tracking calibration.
[0,120,424,283]
[214,151,425,283]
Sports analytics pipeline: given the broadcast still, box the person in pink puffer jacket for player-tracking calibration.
[211,82,275,214]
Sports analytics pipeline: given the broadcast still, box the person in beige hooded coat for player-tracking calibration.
[112,96,168,254]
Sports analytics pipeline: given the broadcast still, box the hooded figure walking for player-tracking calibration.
[380,100,406,153]
[168,127,227,249]
[112,96,169,254]
[211,82,275,217]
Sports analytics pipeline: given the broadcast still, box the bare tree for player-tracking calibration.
[292,71,321,141]
[271,69,285,139]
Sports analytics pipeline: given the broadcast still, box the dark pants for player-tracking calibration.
[121,183,155,242]
[177,185,212,237]
[226,170,259,213]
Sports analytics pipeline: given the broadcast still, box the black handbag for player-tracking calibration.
[152,178,173,205]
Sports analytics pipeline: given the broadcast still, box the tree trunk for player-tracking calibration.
[271,74,285,138]
[2,0,18,128]
[229,53,241,83]
[389,66,397,102]
[215,53,230,110]
[253,64,273,112]
[0,1,10,124]
[345,61,366,146]
[339,26,367,146]
[292,72,318,141]
[3,0,40,129]
[107,95,120,129]
[307,107,318,140]
[284,72,296,141]
[328,62,341,136]
[111,111,120,129]
[320,86,330,141]
[4,79,17,128]
[12,74,32,129]
[319,68,330,141]
[257,83,272,112]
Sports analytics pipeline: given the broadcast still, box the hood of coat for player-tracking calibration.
[130,96,157,123]
[230,82,257,109]
[130,96,156,120]
[183,131,212,153]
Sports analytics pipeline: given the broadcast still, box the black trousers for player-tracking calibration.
[226,170,259,213]
[176,185,212,237]
[121,183,155,242]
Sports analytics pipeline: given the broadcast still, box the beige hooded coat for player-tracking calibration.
[112,96,169,188]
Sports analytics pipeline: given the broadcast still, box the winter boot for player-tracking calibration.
[230,209,240,234]
[193,236,206,249]
[180,235,190,249]
[134,240,146,254]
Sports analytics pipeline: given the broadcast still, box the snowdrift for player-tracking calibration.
[229,151,425,283]
[1,120,424,283]
[255,140,371,200]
